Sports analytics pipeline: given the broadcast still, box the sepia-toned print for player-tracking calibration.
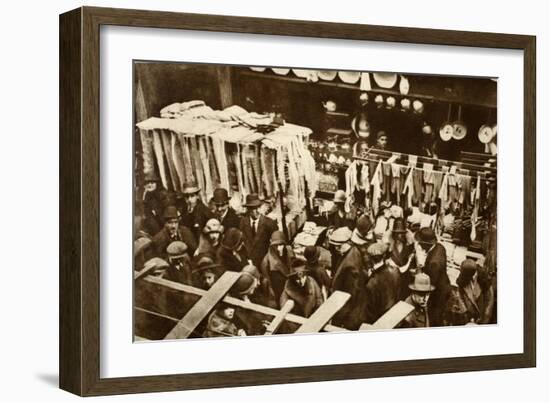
[133,62,497,341]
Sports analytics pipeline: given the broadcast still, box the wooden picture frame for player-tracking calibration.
[59,6,536,396]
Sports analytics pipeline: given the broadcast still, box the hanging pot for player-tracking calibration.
[439,103,454,142]
[351,111,370,139]
[452,105,468,140]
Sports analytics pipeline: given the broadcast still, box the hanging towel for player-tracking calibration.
[160,130,179,191]
[471,175,481,241]
[152,129,168,190]
[391,163,402,205]
[432,171,444,203]
[382,161,392,201]
[402,167,414,208]
[370,161,383,214]
[423,163,435,204]
[345,161,358,197]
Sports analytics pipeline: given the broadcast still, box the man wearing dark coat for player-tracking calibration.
[280,258,323,318]
[212,187,241,230]
[364,242,401,325]
[178,182,214,240]
[216,227,250,272]
[415,227,451,327]
[260,231,294,304]
[141,172,168,236]
[325,190,356,230]
[331,215,373,330]
[151,206,197,259]
[163,241,193,285]
[239,194,278,268]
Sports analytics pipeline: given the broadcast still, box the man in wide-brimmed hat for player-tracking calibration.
[239,193,278,268]
[364,241,401,325]
[400,272,436,328]
[259,230,295,304]
[151,206,197,260]
[179,181,214,240]
[414,227,451,327]
[216,227,249,273]
[211,187,240,230]
[279,258,323,318]
[330,216,373,330]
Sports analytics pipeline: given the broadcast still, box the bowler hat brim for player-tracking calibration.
[409,284,435,292]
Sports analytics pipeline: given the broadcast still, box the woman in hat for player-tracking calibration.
[194,218,224,258]
[179,181,214,240]
[259,230,295,304]
[280,258,323,318]
[400,272,436,328]
[216,227,250,273]
[191,255,225,290]
[203,303,247,338]
[141,171,167,236]
[303,245,332,299]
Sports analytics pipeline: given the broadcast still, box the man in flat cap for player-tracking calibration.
[364,241,401,325]
[163,241,193,285]
[151,206,197,260]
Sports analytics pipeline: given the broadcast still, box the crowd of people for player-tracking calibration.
[135,173,496,338]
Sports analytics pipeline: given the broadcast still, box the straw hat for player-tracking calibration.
[271,67,291,75]
[338,71,361,84]
[409,272,435,292]
[318,70,338,81]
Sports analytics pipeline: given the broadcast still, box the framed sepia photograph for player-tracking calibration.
[59,6,536,396]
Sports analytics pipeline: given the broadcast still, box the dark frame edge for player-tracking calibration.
[59,7,84,396]
[60,5,537,396]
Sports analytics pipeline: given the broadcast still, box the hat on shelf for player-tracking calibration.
[373,72,398,89]
[318,70,338,81]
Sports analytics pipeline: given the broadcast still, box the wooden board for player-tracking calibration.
[359,301,415,331]
[264,300,294,335]
[295,291,350,334]
[164,271,240,339]
[141,275,347,333]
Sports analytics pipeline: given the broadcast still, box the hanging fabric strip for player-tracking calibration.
[152,129,168,190]
[402,167,414,208]
[178,134,195,184]
[423,163,435,204]
[159,130,179,191]
[197,137,213,201]
[470,175,482,241]
[391,163,402,205]
[139,129,155,177]
[345,161,357,197]
[170,132,185,191]
[370,160,383,214]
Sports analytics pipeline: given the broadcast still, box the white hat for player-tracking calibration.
[338,71,361,84]
[373,72,398,89]
[318,70,338,81]
[271,67,290,75]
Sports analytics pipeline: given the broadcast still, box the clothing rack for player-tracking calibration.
[354,149,496,181]
[353,155,495,182]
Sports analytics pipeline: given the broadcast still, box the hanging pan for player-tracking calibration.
[452,105,468,140]
[439,103,454,142]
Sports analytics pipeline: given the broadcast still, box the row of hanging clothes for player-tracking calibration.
[344,153,496,234]
[136,102,318,211]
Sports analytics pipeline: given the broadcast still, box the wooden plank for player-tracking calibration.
[264,300,295,335]
[141,275,347,332]
[295,291,351,334]
[164,271,240,339]
[359,301,415,331]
